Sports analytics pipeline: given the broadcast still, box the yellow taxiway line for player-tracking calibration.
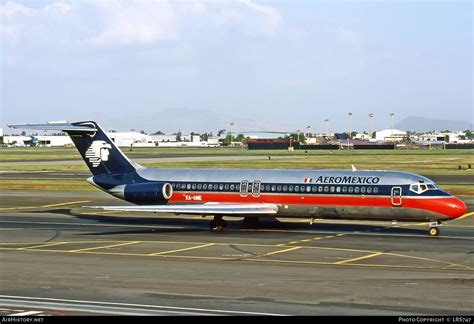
[334,252,383,265]
[455,212,474,221]
[0,239,472,271]
[0,200,90,211]
[69,241,141,253]
[257,246,301,258]
[148,243,216,256]
[17,242,69,250]
[41,200,90,208]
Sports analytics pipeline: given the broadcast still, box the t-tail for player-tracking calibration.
[8,121,139,176]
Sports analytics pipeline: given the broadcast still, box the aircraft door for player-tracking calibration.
[240,181,249,197]
[252,180,261,197]
[391,186,402,206]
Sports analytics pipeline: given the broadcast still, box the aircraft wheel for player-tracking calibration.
[429,227,440,237]
[210,218,226,233]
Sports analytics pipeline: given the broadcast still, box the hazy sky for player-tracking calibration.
[1,0,472,133]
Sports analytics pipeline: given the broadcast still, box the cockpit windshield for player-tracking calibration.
[410,183,437,194]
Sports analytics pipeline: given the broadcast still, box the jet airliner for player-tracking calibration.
[9,121,467,236]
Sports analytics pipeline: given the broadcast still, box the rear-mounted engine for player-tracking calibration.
[124,182,173,204]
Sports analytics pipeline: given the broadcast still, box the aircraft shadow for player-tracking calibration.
[29,208,429,237]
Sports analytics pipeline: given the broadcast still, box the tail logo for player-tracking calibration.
[85,140,112,167]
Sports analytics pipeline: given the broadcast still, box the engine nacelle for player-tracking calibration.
[124,182,173,204]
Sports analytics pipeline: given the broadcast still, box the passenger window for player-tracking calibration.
[348,187,354,193]
[230,184,235,191]
[324,186,329,193]
[312,186,317,192]
[289,186,294,192]
[271,185,276,192]
[187,184,191,190]
[306,186,311,192]
[224,184,229,191]
[373,187,378,194]
[336,186,341,193]
[342,187,347,193]
[192,184,196,190]
[197,184,202,190]
[295,186,299,192]
[283,185,288,192]
[367,187,372,194]
[360,187,366,194]
[330,186,335,193]
[301,186,306,192]
[213,184,219,190]
[354,187,360,193]
[318,186,323,192]
[277,185,282,192]
[203,184,208,190]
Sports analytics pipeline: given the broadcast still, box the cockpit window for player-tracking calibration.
[410,183,437,194]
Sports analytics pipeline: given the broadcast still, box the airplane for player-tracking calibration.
[9,120,467,236]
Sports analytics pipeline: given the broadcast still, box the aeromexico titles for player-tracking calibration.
[9,121,467,236]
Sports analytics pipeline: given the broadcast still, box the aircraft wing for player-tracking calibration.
[83,203,279,215]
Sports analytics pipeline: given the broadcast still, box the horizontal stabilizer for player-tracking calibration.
[8,122,97,132]
[83,203,279,215]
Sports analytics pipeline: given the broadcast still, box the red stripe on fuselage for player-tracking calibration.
[168,192,463,218]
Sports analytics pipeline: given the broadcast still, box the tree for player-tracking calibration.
[464,130,473,139]
[217,129,226,137]
[234,134,246,142]
[285,132,306,143]
[153,130,164,135]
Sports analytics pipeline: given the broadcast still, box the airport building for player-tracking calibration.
[375,129,407,142]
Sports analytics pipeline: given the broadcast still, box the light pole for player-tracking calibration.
[348,112,353,140]
[229,122,234,145]
[307,126,311,139]
[324,119,330,136]
[390,113,394,136]
[296,129,301,142]
[369,113,374,138]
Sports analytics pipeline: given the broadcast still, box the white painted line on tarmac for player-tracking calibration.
[9,310,44,316]
[0,295,287,316]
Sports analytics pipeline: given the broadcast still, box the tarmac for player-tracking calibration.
[0,188,473,316]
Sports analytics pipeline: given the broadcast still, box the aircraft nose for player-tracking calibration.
[448,198,467,219]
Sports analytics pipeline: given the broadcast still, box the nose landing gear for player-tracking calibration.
[429,221,441,237]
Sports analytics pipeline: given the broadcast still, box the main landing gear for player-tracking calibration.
[210,216,227,233]
[429,221,441,237]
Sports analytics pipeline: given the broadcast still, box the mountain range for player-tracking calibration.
[394,116,472,132]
